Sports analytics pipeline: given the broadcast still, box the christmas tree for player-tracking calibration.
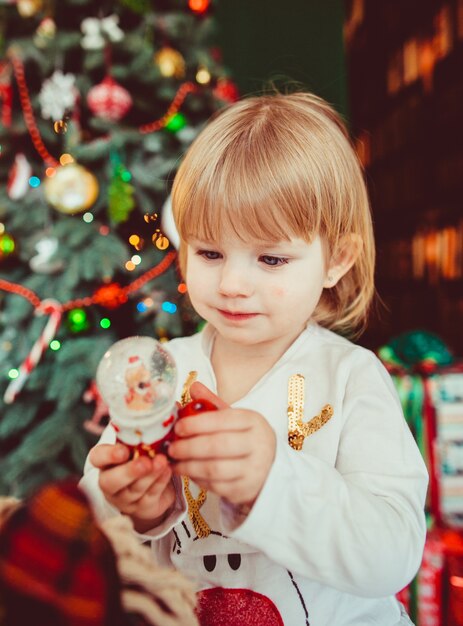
[0,0,239,497]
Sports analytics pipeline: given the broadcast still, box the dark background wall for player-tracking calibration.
[215,0,348,118]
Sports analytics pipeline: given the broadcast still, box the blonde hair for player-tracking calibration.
[171,91,375,337]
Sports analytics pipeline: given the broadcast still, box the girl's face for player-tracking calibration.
[185,234,331,353]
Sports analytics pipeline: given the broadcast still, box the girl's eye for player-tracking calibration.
[197,250,222,260]
[260,255,289,267]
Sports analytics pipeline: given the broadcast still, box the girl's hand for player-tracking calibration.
[169,381,276,506]
[89,443,176,533]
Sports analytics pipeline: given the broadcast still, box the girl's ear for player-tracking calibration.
[323,234,363,289]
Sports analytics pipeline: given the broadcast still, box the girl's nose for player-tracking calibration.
[218,263,254,297]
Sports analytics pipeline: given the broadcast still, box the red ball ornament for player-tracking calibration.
[213,78,240,104]
[172,398,217,447]
[93,282,128,309]
[87,76,132,122]
[178,398,217,419]
[188,0,210,13]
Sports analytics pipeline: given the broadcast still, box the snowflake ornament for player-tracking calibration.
[39,71,78,121]
[81,15,124,50]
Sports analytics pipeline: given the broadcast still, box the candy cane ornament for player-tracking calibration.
[4,299,63,404]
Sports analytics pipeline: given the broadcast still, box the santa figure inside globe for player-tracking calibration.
[96,336,178,458]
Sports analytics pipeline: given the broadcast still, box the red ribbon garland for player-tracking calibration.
[8,51,198,165]
[0,249,177,312]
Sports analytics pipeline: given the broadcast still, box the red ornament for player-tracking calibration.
[213,78,240,104]
[172,398,217,449]
[93,282,128,309]
[188,0,210,14]
[87,76,132,122]
[0,61,12,127]
[178,398,217,419]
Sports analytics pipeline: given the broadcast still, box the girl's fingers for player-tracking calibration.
[189,381,229,409]
[90,443,130,468]
[116,454,172,498]
[146,464,173,496]
[175,408,250,437]
[122,472,159,502]
[172,458,245,483]
[169,432,251,461]
[99,455,152,497]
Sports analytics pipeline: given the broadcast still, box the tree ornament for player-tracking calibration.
[164,112,187,133]
[3,299,62,404]
[53,119,67,134]
[67,308,89,333]
[0,61,12,127]
[81,15,124,50]
[108,162,135,224]
[33,18,56,48]
[29,235,63,274]
[7,153,32,200]
[213,78,240,103]
[176,125,198,144]
[93,282,128,309]
[196,65,211,85]
[155,235,169,250]
[83,380,109,435]
[154,47,186,79]
[0,231,16,261]
[17,0,43,18]
[39,71,78,121]
[87,76,132,122]
[188,0,210,14]
[43,163,99,214]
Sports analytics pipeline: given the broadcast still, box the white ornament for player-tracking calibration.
[7,153,32,200]
[176,125,199,144]
[39,71,78,121]
[81,14,124,50]
[161,195,180,250]
[29,236,63,274]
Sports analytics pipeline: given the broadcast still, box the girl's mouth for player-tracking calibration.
[218,309,260,321]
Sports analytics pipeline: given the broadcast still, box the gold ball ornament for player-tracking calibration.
[44,163,99,214]
[154,47,186,79]
[17,0,43,17]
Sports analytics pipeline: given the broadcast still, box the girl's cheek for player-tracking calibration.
[271,286,286,298]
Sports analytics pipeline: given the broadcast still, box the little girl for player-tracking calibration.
[81,92,428,625]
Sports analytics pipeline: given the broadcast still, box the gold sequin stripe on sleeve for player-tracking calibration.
[180,370,211,538]
[287,374,334,451]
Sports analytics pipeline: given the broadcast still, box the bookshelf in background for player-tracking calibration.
[344,0,463,355]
